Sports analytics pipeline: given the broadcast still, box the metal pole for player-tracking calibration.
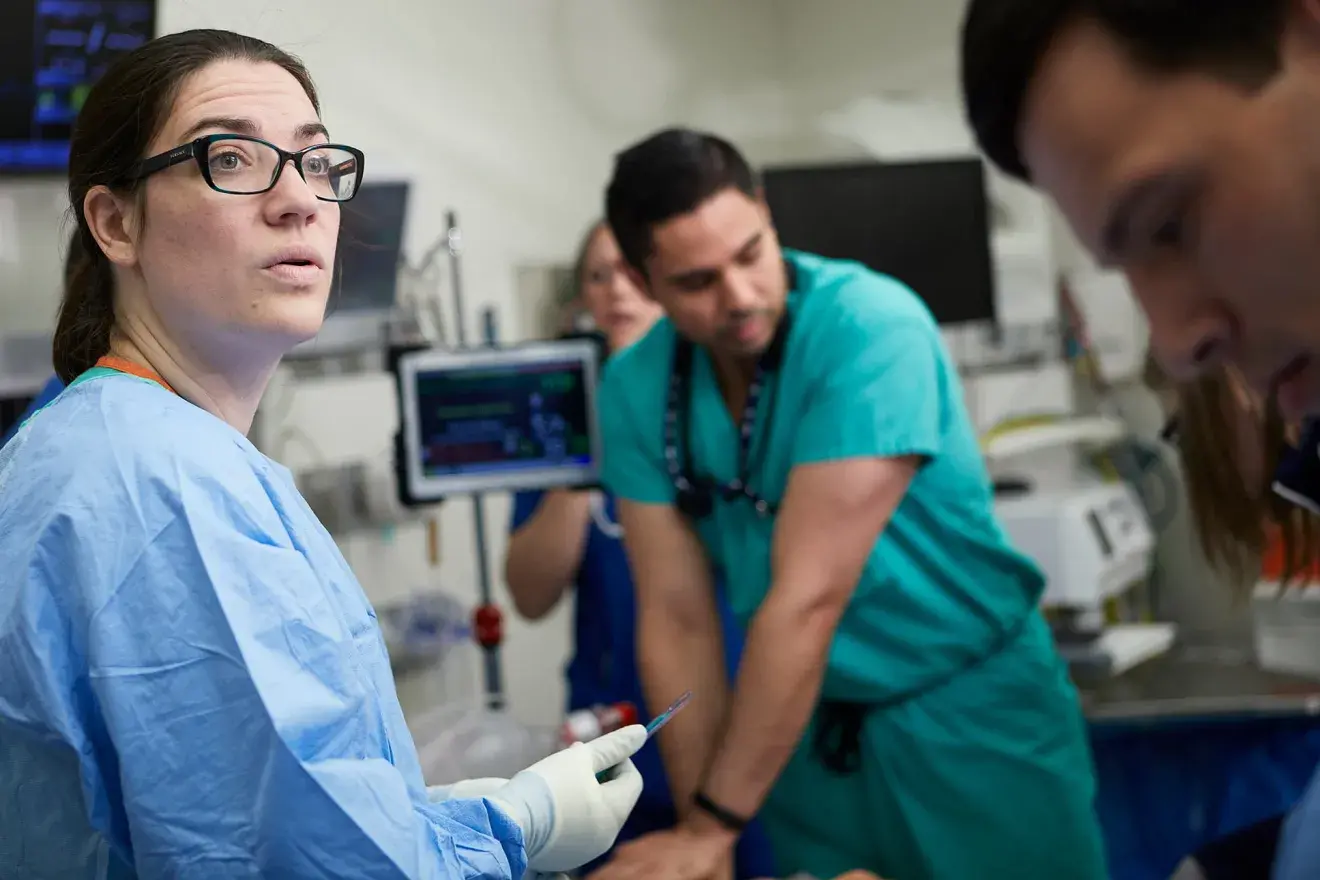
[444,211,505,710]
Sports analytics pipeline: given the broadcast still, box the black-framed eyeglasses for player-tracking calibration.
[126,134,365,202]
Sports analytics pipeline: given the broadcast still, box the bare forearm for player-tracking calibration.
[700,593,839,818]
[637,604,728,812]
[503,492,592,619]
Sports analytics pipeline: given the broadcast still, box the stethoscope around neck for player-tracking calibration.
[663,317,790,522]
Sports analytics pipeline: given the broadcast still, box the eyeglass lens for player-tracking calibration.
[206,138,359,200]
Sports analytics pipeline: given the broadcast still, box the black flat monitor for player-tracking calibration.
[0,0,156,174]
[334,180,409,314]
[396,340,602,500]
[762,158,997,327]
[291,181,410,358]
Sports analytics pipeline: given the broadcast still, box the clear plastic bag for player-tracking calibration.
[408,701,558,786]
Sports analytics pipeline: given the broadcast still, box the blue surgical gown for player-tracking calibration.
[0,369,527,878]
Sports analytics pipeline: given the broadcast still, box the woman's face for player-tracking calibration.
[119,59,340,362]
[580,227,662,351]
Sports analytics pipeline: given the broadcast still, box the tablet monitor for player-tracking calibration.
[397,340,601,500]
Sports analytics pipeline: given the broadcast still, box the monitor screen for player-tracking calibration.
[397,340,602,499]
[762,158,997,326]
[0,0,156,174]
[334,181,409,313]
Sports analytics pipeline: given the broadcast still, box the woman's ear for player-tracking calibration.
[82,186,139,269]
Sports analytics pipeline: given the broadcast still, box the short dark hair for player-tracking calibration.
[959,1,1291,181]
[604,127,758,271]
[54,29,319,384]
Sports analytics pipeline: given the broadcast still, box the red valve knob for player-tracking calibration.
[473,604,503,649]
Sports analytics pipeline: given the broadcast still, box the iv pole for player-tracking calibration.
[442,210,506,711]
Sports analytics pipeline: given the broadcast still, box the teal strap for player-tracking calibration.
[66,366,124,389]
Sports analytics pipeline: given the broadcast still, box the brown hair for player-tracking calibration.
[53,29,320,384]
[549,221,608,334]
[1147,354,1320,589]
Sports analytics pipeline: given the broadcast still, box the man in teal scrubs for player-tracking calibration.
[586,128,1106,880]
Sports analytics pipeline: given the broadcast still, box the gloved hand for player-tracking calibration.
[426,777,508,803]
[488,724,646,873]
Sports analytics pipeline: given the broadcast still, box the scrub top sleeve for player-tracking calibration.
[78,489,526,878]
[791,316,945,466]
[598,364,675,505]
[510,489,547,531]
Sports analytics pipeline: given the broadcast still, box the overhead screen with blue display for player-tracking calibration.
[414,360,592,479]
[0,1,155,174]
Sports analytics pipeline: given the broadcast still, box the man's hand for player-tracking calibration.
[585,824,735,880]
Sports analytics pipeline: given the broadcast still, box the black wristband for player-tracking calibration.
[692,791,750,833]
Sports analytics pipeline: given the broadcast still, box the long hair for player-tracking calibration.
[1149,354,1320,590]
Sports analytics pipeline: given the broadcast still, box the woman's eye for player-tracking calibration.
[209,151,245,172]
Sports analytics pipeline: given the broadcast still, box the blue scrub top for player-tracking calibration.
[597,249,1047,705]
[0,373,62,448]
[509,490,746,813]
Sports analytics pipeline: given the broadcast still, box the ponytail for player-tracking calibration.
[51,225,115,384]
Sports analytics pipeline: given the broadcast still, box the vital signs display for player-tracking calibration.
[395,340,602,500]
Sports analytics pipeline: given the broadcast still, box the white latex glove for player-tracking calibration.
[426,777,508,803]
[489,724,646,873]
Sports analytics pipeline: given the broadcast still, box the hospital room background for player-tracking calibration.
[0,1,1308,878]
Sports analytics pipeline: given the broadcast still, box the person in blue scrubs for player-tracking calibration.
[503,222,775,879]
[961,3,1320,877]
[588,128,1106,880]
[0,373,62,448]
[0,29,648,879]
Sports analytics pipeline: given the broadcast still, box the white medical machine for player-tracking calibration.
[393,337,604,505]
[996,482,1153,616]
[986,416,1175,674]
[996,481,1173,674]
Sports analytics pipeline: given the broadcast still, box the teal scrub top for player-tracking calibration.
[598,249,1047,704]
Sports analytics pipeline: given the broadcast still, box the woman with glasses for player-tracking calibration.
[0,29,647,879]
